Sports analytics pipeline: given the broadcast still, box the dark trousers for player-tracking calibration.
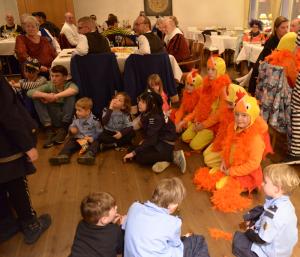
[232,231,259,257]
[135,141,174,165]
[248,62,259,96]
[0,177,36,225]
[59,137,81,155]
[88,130,135,155]
[182,235,210,257]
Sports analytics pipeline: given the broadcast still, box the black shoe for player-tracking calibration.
[77,151,95,165]
[22,214,51,244]
[53,128,67,144]
[49,154,70,165]
[43,127,55,148]
[0,217,20,243]
[282,155,300,165]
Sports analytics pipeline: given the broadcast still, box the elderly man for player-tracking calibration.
[134,15,164,54]
[60,12,79,47]
[0,12,22,37]
[163,16,190,62]
[290,18,300,33]
[74,16,110,56]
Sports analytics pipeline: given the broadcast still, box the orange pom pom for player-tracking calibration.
[193,167,224,192]
[209,228,233,241]
[211,177,252,212]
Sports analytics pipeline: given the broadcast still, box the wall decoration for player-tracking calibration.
[144,0,172,16]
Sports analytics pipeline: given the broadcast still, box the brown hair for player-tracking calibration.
[80,192,116,224]
[114,92,131,114]
[147,74,164,94]
[75,97,93,110]
[273,16,289,36]
[51,65,68,76]
[151,177,186,208]
[264,164,300,195]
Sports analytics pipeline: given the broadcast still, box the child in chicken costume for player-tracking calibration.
[194,94,273,212]
[179,56,231,151]
[172,69,202,132]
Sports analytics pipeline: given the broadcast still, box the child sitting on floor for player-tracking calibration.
[123,91,186,174]
[147,73,170,114]
[194,94,273,212]
[122,177,210,257]
[49,97,102,165]
[232,164,300,257]
[178,56,231,151]
[173,69,202,133]
[77,92,135,165]
[69,192,125,257]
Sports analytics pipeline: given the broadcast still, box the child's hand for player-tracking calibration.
[176,121,185,133]
[193,122,203,132]
[123,152,135,162]
[26,148,38,162]
[40,65,48,72]
[184,232,193,238]
[113,131,122,139]
[69,126,78,134]
[109,99,116,110]
[86,136,94,143]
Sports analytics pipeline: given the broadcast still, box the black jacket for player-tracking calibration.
[0,77,37,183]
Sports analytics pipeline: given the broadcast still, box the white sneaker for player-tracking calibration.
[152,161,171,173]
[173,150,187,174]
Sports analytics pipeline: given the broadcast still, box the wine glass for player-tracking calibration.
[115,35,123,47]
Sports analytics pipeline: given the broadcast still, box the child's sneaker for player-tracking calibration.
[77,151,95,165]
[152,161,171,173]
[173,150,187,174]
[49,154,70,165]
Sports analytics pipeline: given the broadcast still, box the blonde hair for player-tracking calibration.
[147,74,164,94]
[75,97,93,110]
[151,177,186,208]
[264,164,300,195]
[80,192,116,224]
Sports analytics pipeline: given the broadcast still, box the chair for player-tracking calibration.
[178,41,204,71]
[70,53,123,117]
[59,34,76,50]
[123,53,178,105]
[203,34,218,65]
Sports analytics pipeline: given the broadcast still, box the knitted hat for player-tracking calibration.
[225,83,247,104]
[207,56,226,77]
[185,69,203,89]
[234,94,260,126]
[277,32,297,52]
[24,57,41,72]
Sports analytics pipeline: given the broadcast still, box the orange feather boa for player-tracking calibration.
[193,167,224,192]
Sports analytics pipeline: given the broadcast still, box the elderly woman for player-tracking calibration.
[15,15,56,73]
[163,16,190,63]
[243,19,265,44]
[248,16,289,95]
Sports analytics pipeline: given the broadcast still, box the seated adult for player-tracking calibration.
[60,12,79,47]
[101,13,116,31]
[74,16,111,56]
[163,16,190,62]
[134,15,164,54]
[32,11,60,38]
[290,18,300,33]
[15,15,57,74]
[242,19,265,44]
[0,12,22,37]
[248,16,289,95]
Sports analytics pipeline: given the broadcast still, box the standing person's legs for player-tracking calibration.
[232,231,258,257]
[182,235,210,257]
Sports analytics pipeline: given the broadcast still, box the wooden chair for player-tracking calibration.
[178,41,204,71]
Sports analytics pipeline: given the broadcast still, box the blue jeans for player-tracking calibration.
[33,96,75,127]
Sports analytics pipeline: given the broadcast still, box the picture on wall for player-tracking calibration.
[144,0,172,16]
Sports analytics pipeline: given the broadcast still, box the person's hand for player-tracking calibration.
[86,136,94,143]
[113,131,122,139]
[109,99,116,110]
[184,232,193,237]
[26,148,38,162]
[220,160,229,175]
[193,122,203,132]
[123,152,135,162]
[176,121,185,133]
[69,126,78,134]
[40,65,48,72]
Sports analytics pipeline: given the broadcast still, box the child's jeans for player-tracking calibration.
[232,231,259,257]
[182,234,210,257]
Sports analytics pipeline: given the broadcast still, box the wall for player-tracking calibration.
[73,0,245,32]
[0,0,20,23]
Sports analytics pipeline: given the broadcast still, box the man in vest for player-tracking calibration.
[74,16,111,56]
[134,15,164,54]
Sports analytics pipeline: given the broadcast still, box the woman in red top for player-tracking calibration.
[15,16,56,74]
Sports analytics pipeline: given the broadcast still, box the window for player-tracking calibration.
[257,0,272,29]
[291,0,300,19]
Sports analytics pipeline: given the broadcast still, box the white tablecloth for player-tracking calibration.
[210,35,238,54]
[236,42,263,64]
[186,30,203,41]
[52,48,183,81]
[0,38,16,56]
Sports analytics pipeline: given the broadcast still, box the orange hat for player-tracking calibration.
[207,56,226,77]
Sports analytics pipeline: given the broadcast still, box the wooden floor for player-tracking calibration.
[0,131,300,257]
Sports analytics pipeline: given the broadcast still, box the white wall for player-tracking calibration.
[73,0,245,32]
[0,0,20,24]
